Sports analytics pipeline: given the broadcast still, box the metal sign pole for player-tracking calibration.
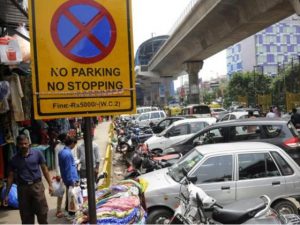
[83,117,97,224]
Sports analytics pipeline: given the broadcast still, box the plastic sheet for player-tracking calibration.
[13,25,30,63]
[1,184,18,208]
[51,177,65,197]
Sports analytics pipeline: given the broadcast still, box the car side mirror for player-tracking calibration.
[182,168,197,183]
[187,175,197,184]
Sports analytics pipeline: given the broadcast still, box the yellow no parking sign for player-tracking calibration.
[28,0,135,119]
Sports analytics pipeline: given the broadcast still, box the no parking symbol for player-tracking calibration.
[29,0,135,119]
[51,0,117,64]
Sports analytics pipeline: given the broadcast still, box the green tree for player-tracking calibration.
[270,63,300,111]
[225,71,271,107]
[203,90,214,104]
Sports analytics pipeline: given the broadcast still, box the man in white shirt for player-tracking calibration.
[266,107,277,118]
[76,141,100,179]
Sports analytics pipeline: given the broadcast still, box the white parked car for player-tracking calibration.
[145,117,216,152]
[136,106,159,114]
[133,110,166,127]
[219,111,259,121]
[210,108,228,120]
[140,142,300,224]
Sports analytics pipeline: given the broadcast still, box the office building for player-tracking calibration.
[227,15,300,77]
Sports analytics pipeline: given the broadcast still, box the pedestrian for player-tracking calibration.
[77,140,100,180]
[54,133,68,218]
[58,136,79,220]
[257,104,263,116]
[291,108,300,129]
[247,111,256,133]
[273,106,281,118]
[3,134,53,224]
[266,107,276,118]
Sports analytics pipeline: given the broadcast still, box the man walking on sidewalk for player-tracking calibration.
[77,140,100,180]
[58,136,79,220]
[3,134,53,224]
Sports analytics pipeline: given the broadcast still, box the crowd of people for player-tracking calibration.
[2,119,102,223]
[266,106,281,118]
[264,105,300,129]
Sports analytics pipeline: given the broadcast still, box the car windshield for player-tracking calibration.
[194,106,210,114]
[158,123,175,136]
[168,149,204,182]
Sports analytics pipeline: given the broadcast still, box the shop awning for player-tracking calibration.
[0,0,28,29]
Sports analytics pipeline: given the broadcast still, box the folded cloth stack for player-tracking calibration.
[73,179,147,225]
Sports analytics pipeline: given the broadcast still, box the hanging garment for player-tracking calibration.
[0,81,10,113]
[5,74,25,121]
[19,75,32,120]
[0,113,14,144]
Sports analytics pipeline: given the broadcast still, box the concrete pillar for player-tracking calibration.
[151,82,160,106]
[161,77,173,106]
[184,61,203,104]
[289,0,300,15]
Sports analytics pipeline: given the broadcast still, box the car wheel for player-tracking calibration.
[146,208,173,224]
[272,200,298,215]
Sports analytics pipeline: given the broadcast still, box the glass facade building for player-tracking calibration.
[135,35,169,66]
[227,15,300,77]
[135,35,176,106]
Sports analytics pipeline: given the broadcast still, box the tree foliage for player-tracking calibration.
[224,71,272,107]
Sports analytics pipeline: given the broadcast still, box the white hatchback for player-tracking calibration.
[134,110,166,127]
[145,117,216,152]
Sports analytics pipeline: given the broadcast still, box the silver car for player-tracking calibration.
[133,110,166,127]
[140,142,300,224]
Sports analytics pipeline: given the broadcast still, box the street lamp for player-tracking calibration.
[253,65,264,106]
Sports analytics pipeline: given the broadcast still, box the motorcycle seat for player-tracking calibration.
[212,197,266,224]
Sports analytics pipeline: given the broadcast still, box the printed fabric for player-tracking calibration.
[74,179,147,225]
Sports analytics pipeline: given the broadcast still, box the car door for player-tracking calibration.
[236,152,286,201]
[220,114,230,122]
[190,154,236,205]
[193,127,226,145]
[270,151,300,195]
[189,121,208,134]
[154,119,171,133]
[165,123,189,149]
[150,111,161,125]
[138,113,150,126]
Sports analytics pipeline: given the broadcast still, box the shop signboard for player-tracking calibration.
[28,0,136,119]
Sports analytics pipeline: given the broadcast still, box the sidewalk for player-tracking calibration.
[0,121,111,224]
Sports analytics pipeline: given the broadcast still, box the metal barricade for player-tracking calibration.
[98,123,114,189]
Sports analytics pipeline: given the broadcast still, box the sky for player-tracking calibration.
[131,0,227,86]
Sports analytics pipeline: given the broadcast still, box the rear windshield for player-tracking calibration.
[193,106,210,114]
[262,125,282,138]
[213,108,225,112]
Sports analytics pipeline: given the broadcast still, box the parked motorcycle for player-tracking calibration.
[169,170,300,225]
[125,144,182,179]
